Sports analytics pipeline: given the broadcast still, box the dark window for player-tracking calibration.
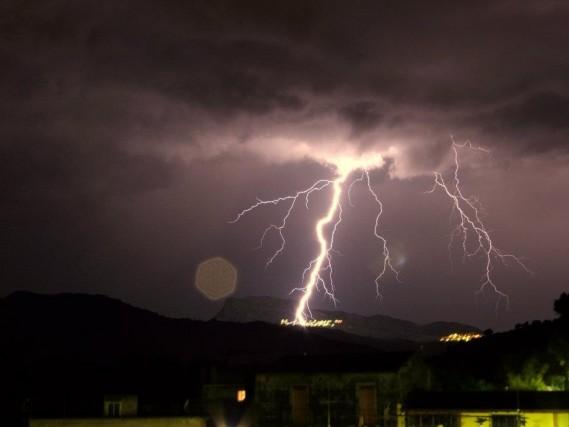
[492,415,521,427]
[406,414,459,427]
[291,385,309,426]
[106,402,121,417]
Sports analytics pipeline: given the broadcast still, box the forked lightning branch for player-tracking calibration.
[230,141,529,326]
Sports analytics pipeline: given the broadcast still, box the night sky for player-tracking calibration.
[2,0,568,330]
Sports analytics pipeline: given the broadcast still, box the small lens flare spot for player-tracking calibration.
[195,257,237,300]
[236,389,246,402]
[388,243,406,268]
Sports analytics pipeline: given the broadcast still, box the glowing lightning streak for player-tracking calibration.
[364,170,401,297]
[427,141,531,308]
[231,164,399,326]
[230,179,333,268]
[293,172,348,325]
[231,140,529,323]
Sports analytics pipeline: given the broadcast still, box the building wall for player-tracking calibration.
[403,411,569,427]
[30,416,206,427]
[553,412,569,427]
[103,395,138,417]
[255,372,400,427]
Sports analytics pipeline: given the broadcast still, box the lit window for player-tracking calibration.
[237,389,246,402]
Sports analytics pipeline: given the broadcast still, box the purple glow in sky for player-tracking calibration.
[1,0,568,330]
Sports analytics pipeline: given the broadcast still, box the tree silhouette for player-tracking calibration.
[554,292,569,319]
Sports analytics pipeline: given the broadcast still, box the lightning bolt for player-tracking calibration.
[427,140,531,308]
[230,161,398,326]
[231,139,529,325]
[230,179,334,268]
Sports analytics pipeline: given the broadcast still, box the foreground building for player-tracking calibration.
[28,394,207,427]
[26,384,569,427]
[254,353,408,427]
[402,391,569,427]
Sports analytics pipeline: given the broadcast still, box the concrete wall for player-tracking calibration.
[458,411,569,427]
[400,411,569,427]
[553,413,569,427]
[103,395,138,417]
[255,372,400,427]
[30,417,206,427]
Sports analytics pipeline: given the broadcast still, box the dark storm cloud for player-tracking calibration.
[485,91,569,142]
[3,0,568,145]
[339,101,384,136]
[463,90,569,154]
[500,92,569,131]
[1,0,568,328]
[1,136,176,202]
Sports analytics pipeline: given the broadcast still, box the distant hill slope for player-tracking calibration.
[0,291,382,363]
[215,296,481,342]
[0,291,414,393]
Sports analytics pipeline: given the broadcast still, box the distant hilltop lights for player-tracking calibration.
[440,332,483,342]
[280,318,344,328]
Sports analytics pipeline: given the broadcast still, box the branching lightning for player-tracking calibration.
[427,140,531,308]
[231,140,529,325]
[230,157,398,326]
[230,179,334,268]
